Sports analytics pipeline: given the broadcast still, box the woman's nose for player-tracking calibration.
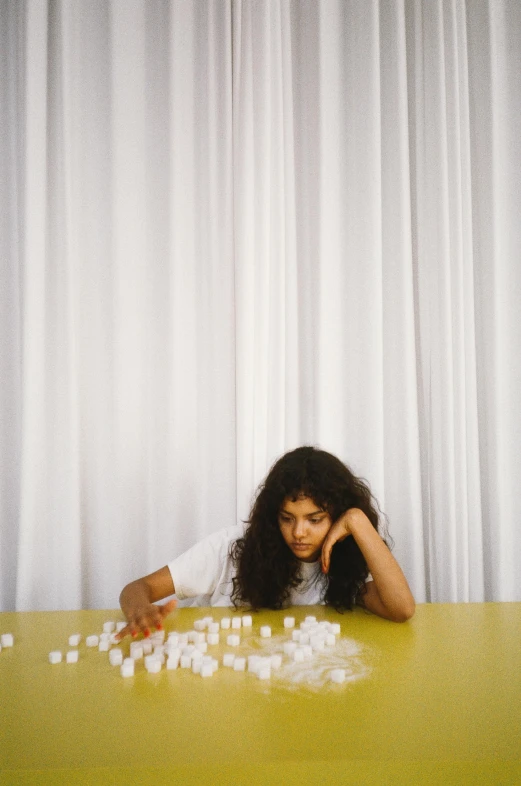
[293,520,307,539]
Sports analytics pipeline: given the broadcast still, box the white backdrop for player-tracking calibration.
[1,0,520,611]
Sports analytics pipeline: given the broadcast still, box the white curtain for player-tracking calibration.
[1,0,519,612]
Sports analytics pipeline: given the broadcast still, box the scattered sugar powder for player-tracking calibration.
[240,634,371,693]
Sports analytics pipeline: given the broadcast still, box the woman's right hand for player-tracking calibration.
[115,598,177,641]
[116,566,177,640]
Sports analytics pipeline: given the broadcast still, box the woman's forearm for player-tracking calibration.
[350,512,415,621]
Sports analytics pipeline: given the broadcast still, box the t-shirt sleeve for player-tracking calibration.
[167,525,242,600]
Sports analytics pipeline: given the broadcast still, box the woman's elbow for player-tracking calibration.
[394,599,415,622]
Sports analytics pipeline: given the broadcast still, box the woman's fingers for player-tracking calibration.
[321,521,349,573]
[321,535,335,574]
[115,600,177,641]
[158,599,177,620]
[114,622,133,641]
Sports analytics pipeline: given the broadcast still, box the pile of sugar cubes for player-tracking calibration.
[47,615,348,685]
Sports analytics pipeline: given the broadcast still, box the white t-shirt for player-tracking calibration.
[167,524,371,607]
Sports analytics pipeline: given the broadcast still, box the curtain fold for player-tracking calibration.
[0,0,519,610]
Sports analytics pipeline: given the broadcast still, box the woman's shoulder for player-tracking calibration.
[167,523,246,576]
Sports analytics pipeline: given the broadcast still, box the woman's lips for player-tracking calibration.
[292,543,311,549]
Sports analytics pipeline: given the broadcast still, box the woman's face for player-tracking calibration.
[278,496,333,562]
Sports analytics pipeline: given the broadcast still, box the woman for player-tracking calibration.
[117,446,415,639]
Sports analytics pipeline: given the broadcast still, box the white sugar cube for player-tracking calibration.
[99,632,111,643]
[121,660,134,677]
[68,634,81,647]
[146,659,162,674]
[220,617,231,629]
[202,655,213,664]
[326,633,336,647]
[227,634,240,646]
[231,617,242,629]
[66,650,79,664]
[187,630,197,643]
[180,655,191,668]
[182,645,195,656]
[242,615,252,627]
[166,655,180,670]
[248,655,262,673]
[130,644,144,660]
[123,657,134,666]
[109,633,120,645]
[293,648,305,662]
[98,640,110,652]
[292,630,301,642]
[223,653,235,667]
[202,616,213,627]
[201,663,213,677]
[330,668,346,684]
[166,645,181,661]
[299,633,310,645]
[1,633,14,648]
[195,641,208,653]
[154,645,165,657]
[330,623,341,635]
[142,640,153,655]
[192,659,202,674]
[258,666,271,680]
[305,616,317,623]
[283,641,297,656]
[193,632,205,643]
[302,645,313,660]
[103,621,115,634]
[151,630,165,644]
[144,654,158,669]
[284,617,295,629]
[194,620,206,632]
[109,649,123,666]
[310,635,325,651]
[86,635,99,648]
[233,657,246,671]
[177,634,189,646]
[207,632,219,645]
[211,658,219,672]
[167,633,180,646]
[116,621,127,632]
[208,622,220,634]
[49,651,62,664]
[260,626,271,638]
[270,654,282,669]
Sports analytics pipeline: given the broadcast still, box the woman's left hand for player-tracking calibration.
[321,507,367,574]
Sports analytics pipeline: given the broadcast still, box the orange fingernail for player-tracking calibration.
[156,623,163,631]
[144,629,150,638]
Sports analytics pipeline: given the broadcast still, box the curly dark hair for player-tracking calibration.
[230,445,393,612]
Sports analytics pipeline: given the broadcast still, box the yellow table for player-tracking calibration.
[1,604,520,785]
